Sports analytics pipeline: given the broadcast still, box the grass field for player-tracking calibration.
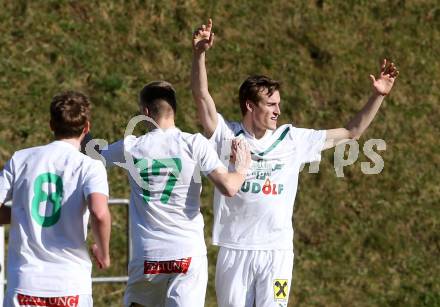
[0,1,439,306]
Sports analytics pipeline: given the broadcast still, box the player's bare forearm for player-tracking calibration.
[191,51,209,98]
[90,210,111,252]
[88,193,111,269]
[224,172,247,196]
[90,212,111,268]
[324,93,385,150]
[324,59,398,150]
[191,50,218,137]
[208,168,246,197]
[208,139,251,196]
[346,92,385,139]
[0,204,11,225]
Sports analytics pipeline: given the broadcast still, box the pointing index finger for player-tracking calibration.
[207,18,213,32]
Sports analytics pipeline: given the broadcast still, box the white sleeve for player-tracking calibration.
[101,136,136,168]
[209,113,236,165]
[209,113,235,151]
[83,160,109,198]
[194,134,225,176]
[0,157,14,204]
[292,128,326,164]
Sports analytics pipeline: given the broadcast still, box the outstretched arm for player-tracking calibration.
[323,59,399,150]
[191,18,218,138]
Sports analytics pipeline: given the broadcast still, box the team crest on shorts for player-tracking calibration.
[273,279,288,303]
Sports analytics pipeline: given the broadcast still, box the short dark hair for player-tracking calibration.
[50,91,91,138]
[238,75,280,115]
[139,81,177,117]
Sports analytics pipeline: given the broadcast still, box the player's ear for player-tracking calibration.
[141,106,150,117]
[83,121,91,135]
[49,119,55,132]
[245,100,255,113]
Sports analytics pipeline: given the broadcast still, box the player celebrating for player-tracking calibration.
[0,91,111,307]
[100,81,251,307]
[191,19,398,307]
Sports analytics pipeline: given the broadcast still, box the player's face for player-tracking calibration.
[252,90,281,131]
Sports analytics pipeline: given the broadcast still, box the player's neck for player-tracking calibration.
[242,118,266,139]
[56,137,82,150]
[152,116,176,130]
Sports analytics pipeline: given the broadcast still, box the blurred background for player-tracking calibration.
[0,1,439,306]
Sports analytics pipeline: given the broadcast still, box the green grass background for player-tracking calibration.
[0,0,439,306]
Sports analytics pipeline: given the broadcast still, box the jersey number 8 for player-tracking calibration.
[31,172,63,227]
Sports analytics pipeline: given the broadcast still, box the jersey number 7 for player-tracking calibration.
[134,158,182,205]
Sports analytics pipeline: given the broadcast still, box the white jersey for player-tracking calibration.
[0,141,109,297]
[101,128,223,261]
[210,114,326,250]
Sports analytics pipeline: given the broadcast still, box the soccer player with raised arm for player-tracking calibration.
[100,81,251,307]
[0,91,111,307]
[191,19,399,307]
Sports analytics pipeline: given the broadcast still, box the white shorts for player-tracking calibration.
[215,248,294,307]
[124,255,208,307]
[4,291,92,307]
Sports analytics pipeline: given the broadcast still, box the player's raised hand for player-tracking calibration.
[91,243,110,270]
[231,138,251,175]
[192,18,214,54]
[370,59,399,96]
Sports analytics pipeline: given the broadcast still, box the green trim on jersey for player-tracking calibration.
[235,126,290,157]
[255,127,291,157]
